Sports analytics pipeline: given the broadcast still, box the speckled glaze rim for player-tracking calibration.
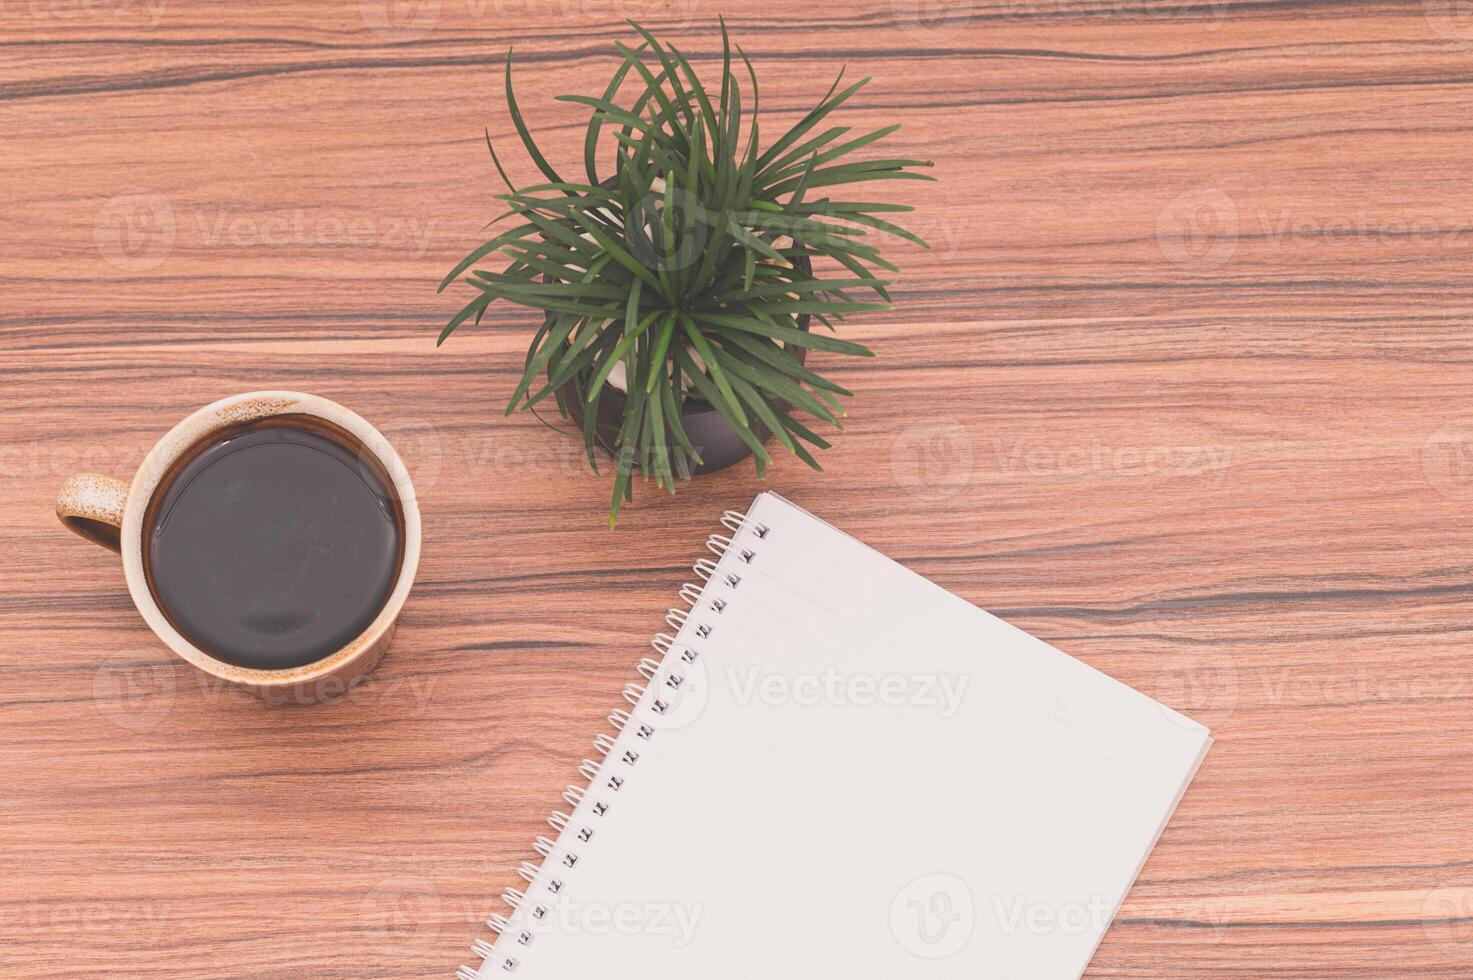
[120,391,422,688]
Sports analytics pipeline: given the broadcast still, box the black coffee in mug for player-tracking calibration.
[143,416,404,671]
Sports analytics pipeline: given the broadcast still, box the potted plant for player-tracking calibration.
[438,21,932,525]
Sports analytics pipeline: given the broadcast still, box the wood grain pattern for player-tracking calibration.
[4,2,1473,976]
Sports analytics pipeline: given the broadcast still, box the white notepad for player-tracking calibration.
[464,492,1210,979]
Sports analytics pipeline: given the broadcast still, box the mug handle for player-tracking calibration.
[56,473,129,553]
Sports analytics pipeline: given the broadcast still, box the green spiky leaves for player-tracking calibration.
[439,19,933,525]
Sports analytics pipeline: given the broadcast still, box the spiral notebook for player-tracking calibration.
[461,491,1211,979]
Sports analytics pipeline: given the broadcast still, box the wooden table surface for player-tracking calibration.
[4,2,1473,977]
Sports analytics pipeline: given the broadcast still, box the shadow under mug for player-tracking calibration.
[55,391,422,704]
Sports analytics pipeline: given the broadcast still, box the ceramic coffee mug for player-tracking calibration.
[55,391,422,704]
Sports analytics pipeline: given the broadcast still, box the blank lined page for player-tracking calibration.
[472,492,1210,980]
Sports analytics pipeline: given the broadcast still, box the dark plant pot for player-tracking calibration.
[556,252,812,478]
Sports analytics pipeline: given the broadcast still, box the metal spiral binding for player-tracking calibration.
[721,509,770,538]
[459,503,768,979]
